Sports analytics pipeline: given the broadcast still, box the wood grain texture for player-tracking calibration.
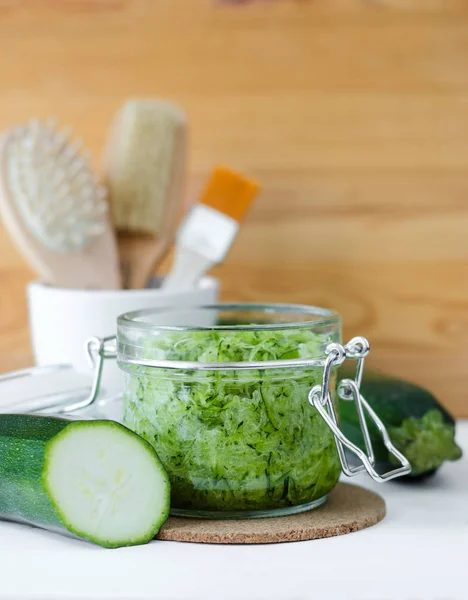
[1,0,468,415]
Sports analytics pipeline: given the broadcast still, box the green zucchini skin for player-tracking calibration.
[0,414,69,531]
[338,369,462,480]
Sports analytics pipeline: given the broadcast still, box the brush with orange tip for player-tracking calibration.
[162,166,259,291]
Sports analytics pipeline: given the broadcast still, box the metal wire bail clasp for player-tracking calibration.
[308,337,411,482]
[64,336,117,413]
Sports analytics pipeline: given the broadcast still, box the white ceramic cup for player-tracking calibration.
[27,277,219,394]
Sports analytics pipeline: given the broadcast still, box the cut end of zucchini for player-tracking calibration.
[43,420,170,548]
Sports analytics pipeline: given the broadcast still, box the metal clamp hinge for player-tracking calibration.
[308,336,411,482]
[63,336,117,413]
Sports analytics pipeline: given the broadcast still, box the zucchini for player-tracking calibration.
[338,369,462,480]
[0,414,170,547]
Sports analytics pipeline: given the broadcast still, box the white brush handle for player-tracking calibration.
[162,204,239,292]
[163,246,215,292]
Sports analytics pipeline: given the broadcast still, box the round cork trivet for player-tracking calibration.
[157,482,385,544]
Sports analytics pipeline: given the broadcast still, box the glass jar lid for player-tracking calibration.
[117,303,342,370]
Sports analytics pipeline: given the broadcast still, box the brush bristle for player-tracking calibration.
[104,99,187,235]
[200,167,259,222]
[2,119,108,253]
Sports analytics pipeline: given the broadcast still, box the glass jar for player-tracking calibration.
[110,303,410,519]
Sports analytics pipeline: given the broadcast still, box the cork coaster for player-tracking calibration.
[157,482,385,544]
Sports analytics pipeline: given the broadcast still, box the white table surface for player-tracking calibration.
[1,422,467,600]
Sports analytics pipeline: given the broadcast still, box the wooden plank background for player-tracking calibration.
[1,0,468,416]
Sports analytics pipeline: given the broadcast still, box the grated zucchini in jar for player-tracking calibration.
[122,328,341,512]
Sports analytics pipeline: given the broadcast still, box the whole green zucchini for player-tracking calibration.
[338,369,462,480]
[0,414,170,547]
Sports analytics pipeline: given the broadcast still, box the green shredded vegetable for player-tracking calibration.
[122,328,341,512]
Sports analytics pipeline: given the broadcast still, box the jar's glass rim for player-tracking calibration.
[118,302,341,332]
